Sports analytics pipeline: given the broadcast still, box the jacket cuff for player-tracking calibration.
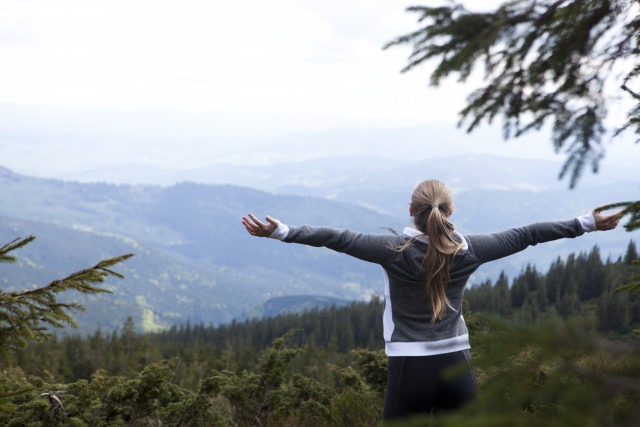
[577,212,597,232]
[269,222,290,240]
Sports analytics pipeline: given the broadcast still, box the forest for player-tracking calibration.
[1,241,639,426]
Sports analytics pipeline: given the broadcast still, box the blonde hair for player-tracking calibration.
[396,180,465,322]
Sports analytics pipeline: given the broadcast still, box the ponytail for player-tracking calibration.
[424,205,463,321]
[395,180,464,322]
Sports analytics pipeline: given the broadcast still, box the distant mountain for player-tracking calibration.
[0,215,299,333]
[0,168,398,333]
[1,158,636,334]
[45,153,637,218]
[242,295,353,319]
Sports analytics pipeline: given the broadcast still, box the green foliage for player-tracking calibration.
[0,359,226,427]
[385,0,640,230]
[0,236,133,352]
[203,330,304,426]
[0,330,384,426]
[2,315,640,426]
[616,258,640,334]
[466,243,640,333]
[465,313,640,427]
[616,259,640,294]
[1,235,132,418]
[0,368,34,415]
[0,236,34,264]
[385,0,639,186]
[350,348,387,396]
[597,200,640,232]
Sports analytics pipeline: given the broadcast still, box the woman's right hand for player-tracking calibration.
[242,213,280,237]
[593,208,624,231]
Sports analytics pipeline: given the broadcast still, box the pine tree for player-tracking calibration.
[0,235,132,417]
[545,257,564,304]
[615,259,640,326]
[385,0,640,227]
[580,246,605,301]
[0,236,133,354]
[510,275,527,309]
[536,279,549,312]
[494,272,511,316]
[385,1,637,184]
[467,279,494,312]
[559,254,579,298]
[624,240,639,265]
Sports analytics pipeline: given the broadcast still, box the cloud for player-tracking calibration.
[0,0,474,126]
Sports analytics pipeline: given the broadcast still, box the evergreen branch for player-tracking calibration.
[0,387,34,399]
[9,253,134,299]
[621,81,640,100]
[615,259,640,295]
[385,0,638,187]
[595,200,640,231]
[0,236,35,263]
[615,281,640,293]
[1,237,134,352]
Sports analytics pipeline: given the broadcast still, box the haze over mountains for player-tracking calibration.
[1,151,636,334]
[4,102,635,186]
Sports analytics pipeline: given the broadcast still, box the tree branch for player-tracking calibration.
[621,82,640,100]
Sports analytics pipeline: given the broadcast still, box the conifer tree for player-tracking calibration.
[580,246,606,301]
[616,259,640,310]
[510,275,527,309]
[536,279,549,312]
[494,272,511,316]
[545,257,564,304]
[385,0,640,226]
[385,0,637,183]
[624,240,639,265]
[0,236,133,354]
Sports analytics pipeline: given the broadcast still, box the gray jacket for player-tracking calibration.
[271,214,594,356]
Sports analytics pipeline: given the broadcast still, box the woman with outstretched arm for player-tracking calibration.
[241,179,623,422]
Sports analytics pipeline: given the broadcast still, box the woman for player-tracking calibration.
[241,179,622,421]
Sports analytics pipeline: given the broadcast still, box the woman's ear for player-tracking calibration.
[409,206,415,217]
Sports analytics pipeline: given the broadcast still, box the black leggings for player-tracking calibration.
[383,350,477,421]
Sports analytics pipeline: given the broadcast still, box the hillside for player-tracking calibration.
[0,168,398,333]
[0,216,293,332]
[1,160,636,333]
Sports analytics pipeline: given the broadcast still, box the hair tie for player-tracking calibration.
[431,204,439,209]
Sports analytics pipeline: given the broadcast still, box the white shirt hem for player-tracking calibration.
[385,334,470,357]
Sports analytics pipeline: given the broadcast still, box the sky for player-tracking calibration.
[0,0,460,120]
[0,0,636,179]
[0,0,467,120]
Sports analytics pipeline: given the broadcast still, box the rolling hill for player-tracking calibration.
[1,157,636,334]
[0,168,397,333]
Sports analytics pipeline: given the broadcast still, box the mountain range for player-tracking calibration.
[1,154,636,334]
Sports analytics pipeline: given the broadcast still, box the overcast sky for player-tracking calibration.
[0,1,479,123]
[0,0,636,178]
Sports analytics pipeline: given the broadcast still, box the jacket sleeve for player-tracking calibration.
[282,225,395,265]
[467,219,586,264]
